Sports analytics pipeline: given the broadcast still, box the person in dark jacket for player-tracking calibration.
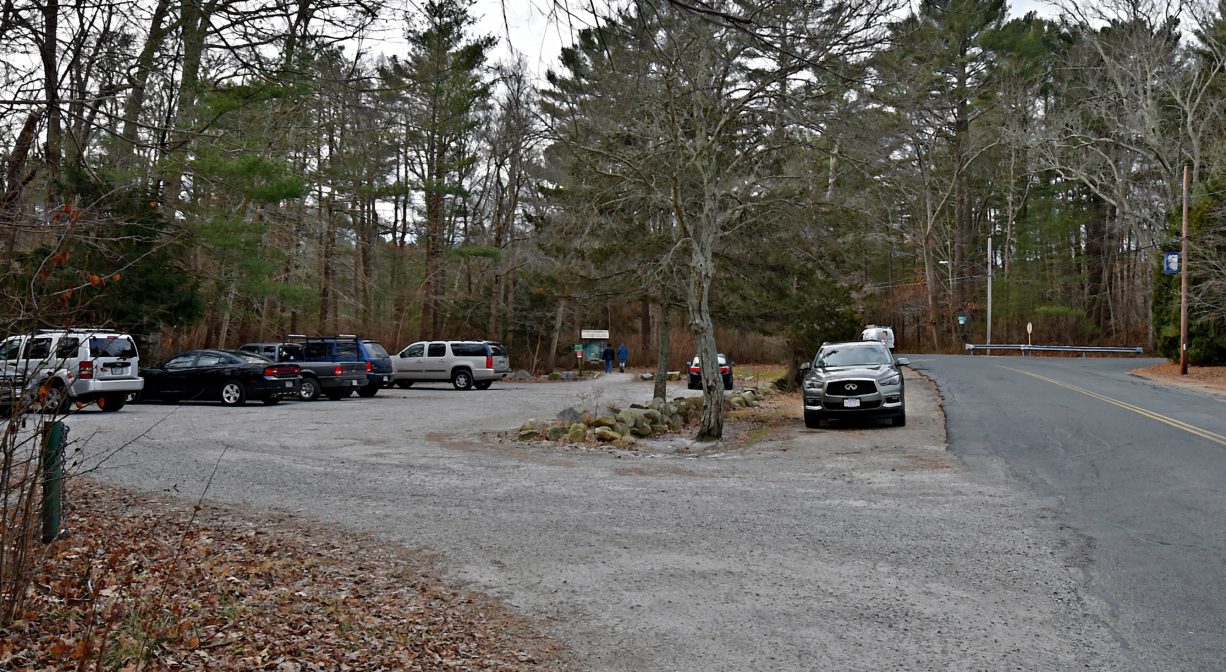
[602,344,615,373]
[617,343,628,373]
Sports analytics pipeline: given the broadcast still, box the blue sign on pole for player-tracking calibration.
[1163,252,1181,275]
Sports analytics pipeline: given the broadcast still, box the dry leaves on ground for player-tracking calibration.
[1,480,570,671]
[1132,362,1226,392]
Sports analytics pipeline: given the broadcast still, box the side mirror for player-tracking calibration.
[799,362,811,372]
[896,357,910,367]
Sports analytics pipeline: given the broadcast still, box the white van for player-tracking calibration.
[859,325,896,350]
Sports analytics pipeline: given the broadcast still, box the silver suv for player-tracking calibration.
[392,340,510,390]
[0,328,144,412]
[802,340,908,428]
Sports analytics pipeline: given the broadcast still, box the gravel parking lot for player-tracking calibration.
[68,372,1131,671]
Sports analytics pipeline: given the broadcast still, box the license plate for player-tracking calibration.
[284,381,293,388]
[351,380,359,386]
[844,397,861,408]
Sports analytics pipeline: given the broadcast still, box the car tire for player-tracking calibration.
[891,413,906,427]
[41,382,68,414]
[262,396,281,405]
[219,380,246,406]
[474,380,492,390]
[396,381,414,389]
[451,369,473,391]
[803,410,822,429]
[357,383,379,398]
[298,377,320,401]
[98,393,126,412]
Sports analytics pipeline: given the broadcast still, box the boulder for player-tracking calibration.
[593,427,621,442]
[511,370,534,381]
[639,372,654,381]
[593,415,618,429]
[547,424,569,440]
[568,423,588,442]
[547,372,563,381]
[520,419,538,432]
[518,429,540,440]
[614,435,638,449]
[556,406,584,424]
[666,371,681,381]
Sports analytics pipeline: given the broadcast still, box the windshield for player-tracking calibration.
[362,341,390,358]
[232,351,271,364]
[89,336,138,358]
[815,345,893,368]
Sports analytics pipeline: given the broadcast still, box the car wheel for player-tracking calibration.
[356,383,379,398]
[41,383,68,414]
[262,396,281,405]
[451,369,473,390]
[396,381,414,389]
[474,380,492,390]
[220,380,246,406]
[803,410,822,429]
[891,413,906,427]
[98,393,126,412]
[298,377,320,401]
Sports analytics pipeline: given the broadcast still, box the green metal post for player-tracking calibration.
[41,421,67,543]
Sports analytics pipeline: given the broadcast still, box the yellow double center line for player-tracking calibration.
[1001,366,1226,447]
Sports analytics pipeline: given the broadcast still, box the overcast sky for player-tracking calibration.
[474,0,1061,73]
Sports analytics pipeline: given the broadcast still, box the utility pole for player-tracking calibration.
[1181,165,1189,376]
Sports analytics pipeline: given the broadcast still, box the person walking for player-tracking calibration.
[602,343,615,374]
[617,342,628,373]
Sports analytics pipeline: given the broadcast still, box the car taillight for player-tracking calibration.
[485,355,493,369]
[689,366,700,374]
[78,361,94,379]
[365,361,372,373]
[334,365,343,377]
[265,366,298,376]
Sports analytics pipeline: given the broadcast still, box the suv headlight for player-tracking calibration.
[803,379,822,391]
[879,372,901,387]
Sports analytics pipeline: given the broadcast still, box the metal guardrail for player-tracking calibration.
[964,344,1145,356]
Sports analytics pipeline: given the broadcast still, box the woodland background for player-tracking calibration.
[2,0,1225,372]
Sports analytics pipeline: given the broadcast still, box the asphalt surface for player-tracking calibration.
[65,370,1136,670]
[911,354,1226,672]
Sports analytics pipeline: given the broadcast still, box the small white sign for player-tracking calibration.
[580,329,610,339]
[1026,322,1033,335]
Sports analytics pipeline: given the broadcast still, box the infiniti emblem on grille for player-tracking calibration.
[845,383,858,391]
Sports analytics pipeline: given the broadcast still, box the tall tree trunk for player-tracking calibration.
[420,189,443,341]
[546,299,565,373]
[41,0,61,195]
[640,298,652,360]
[164,0,208,214]
[115,0,172,175]
[652,303,670,401]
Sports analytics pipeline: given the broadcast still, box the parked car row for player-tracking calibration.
[0,329,514,413]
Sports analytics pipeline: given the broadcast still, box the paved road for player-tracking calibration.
[911,354,1226,672]
[64,372,1132,670]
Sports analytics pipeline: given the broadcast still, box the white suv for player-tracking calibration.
[392,340,511,390]
[0,328,144,412]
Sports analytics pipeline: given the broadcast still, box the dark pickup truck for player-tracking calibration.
[238,342,366,401]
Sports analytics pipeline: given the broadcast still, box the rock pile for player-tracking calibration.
[516,387,772,447]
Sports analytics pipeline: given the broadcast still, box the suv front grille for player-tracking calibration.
[827,379,877,396]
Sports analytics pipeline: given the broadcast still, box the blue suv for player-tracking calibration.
[290,335,393,397]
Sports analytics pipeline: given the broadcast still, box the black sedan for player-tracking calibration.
[139,350,301,406]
